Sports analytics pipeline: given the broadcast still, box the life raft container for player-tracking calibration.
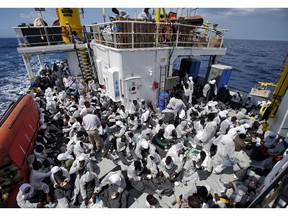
[0,94,39,207]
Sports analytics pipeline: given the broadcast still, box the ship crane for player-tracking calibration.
[261,54,288,137]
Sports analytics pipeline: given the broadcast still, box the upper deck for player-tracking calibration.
[13,19,227,55]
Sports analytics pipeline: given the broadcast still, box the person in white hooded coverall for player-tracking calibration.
[50,166,72,207]
[166,141,190,175]
[216,111,231,136]
[199,113,218,153]
[96,171,126,194]
[16,182,51,208]
[79,171,100,208]
[202,79,217,103]
[166,97,186,116]
[212,134,235,174]
[176,120,193,139]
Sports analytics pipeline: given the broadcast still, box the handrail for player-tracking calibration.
[13,21,227,50]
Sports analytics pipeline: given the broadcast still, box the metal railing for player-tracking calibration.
[89,20,226,49]
[13,25,67,47]
[13,21,227,49]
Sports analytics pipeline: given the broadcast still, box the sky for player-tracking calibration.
[0,0,287,41]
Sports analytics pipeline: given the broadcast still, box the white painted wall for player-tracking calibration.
[91,43,227,109]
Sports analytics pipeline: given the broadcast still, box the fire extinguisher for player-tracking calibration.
[152,81,159,90]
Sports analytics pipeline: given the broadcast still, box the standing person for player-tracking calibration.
[111,8,129,19]
[212,134,235,174]
[79,171,100,208]
[182,77,194,106]
[200,113,218,154]
[82,108,102,152]
[137,8,153,20]
[202,79,217,103]
[50,166,72,208]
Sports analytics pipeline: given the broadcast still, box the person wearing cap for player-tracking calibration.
[114,120,127,138]
[135,138,156,161]
[70,155,96,205]
[82,107,102,152]
[97,171,126,194]
[263,131,278,149]
[79,171,100,208]
[16,182,52,208]
[216,111,231,136]
[137,8,153,20]
[50,166,72,207]
[202,79,217,104]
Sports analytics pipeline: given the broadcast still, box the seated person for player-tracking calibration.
[16,183,52,208]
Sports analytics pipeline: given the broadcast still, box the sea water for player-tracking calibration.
[0,38,287,117]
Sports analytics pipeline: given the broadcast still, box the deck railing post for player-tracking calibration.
[156,22,159,48]
[176,23,179,47]
[132,22,134,49]
[43,26,50,46]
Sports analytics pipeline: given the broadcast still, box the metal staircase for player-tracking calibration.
[73,26,98,83]
[75,47,94,82]
[159,65,167,93]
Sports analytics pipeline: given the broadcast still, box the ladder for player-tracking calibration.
[159,65,167,94]
[73,26,98,83]
[75,47,94,82]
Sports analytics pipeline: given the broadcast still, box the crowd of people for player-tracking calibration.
[17,61,288,208]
